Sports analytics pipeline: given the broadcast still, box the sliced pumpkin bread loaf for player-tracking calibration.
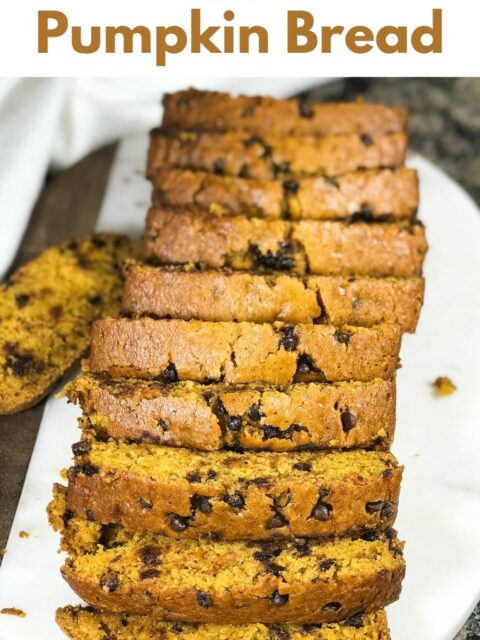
[49,486,405,624]
[151,167,419,221]
[162,88,407,137]
[147,129,407,181]
[123,265,424,333]
[66,439,402,540]
[0,234,138,414]
[89,318,401,384]
[65,374,396,452]
[144,208,427,278]
[56,605,392,640]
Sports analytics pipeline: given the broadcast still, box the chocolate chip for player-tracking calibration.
[243,136,272,158]
[360,133,373,147]
[227,415,242,431]
[311,503,332,521]
[196,591,212,608]
[249,241,295,271]
[361,530,380,542]
[381,501,396,519]
[343,613,365,628]
[279,325,298,351]
[271,590,289,606]
[334,330,350,344]
[265,562,285,577]
[296,354,315,374]
[186,472,202,483]
[298,100,314,118]
[4,348,44,377]
[192,495,212,514]
[138,497,153,510]
[266,513,289,529]
[248,402,262,421]
[139,546,161,566]
[92,237,107,249]
[322,602,341,612]
[325,176,340,189]
[366,500,386,514]
[282,179,299,194]
[269,625,290,640]
[161,363,178,383]
[71,440,91,456]
[79,464,99,477]
[341,411,357,433]
[15,294,30,308]
[140,568,159,580]
[85,509,95,521]
[320,559,336,572]
[293,462,312,472]
[223,492,245,509]
[239,165,250,179]
[168,513,189,532]
[262,423,307,441]
[207,469,217,480]
[273,162,291,176]
[88,295,103,305]
[245,477,270,488]
[100,571,119,593]
[383,468,394,478]
[213,159,225,175]
[294,540,311,557]
[50,305,63,320]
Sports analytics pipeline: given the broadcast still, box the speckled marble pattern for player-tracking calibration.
[303,78,480,640]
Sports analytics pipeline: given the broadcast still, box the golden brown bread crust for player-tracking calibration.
[123,265,424,333]
[147,130,408,181]
[144,208,428,278]
[65,374,396,452]
[67,442,402,541]
[56,605,392,639]
[89,318,401,384]
[162,89,408,137]
[151,167,419,221]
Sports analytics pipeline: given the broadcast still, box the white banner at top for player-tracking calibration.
[0,0,479,77]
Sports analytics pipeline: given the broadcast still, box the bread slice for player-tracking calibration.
[123,265,424,333]
[147,129,408,181]
[0,234,138,414]
[65,374,396,452]
[151,167,419,221]
[66,439,402,540]
[162,88,408,137]
[144,208,427,278]
[56,605,392,639]
[89,318,401,384]
[49,486,405,624]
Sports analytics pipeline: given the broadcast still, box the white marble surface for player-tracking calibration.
[0,137,479,640]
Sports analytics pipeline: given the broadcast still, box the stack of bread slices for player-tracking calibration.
[51,88,427,640]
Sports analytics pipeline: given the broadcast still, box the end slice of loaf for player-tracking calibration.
[56,605,392,639]
[65,374,396,452]
[162,88,407,137]
[89,318,401,384]
[151,167,419,221]
[50,487,405,624]
[147,130,408,181]
[67,441,402,540]
[144,208,427,278]
[123,265,424,333]
[0,234,138,414]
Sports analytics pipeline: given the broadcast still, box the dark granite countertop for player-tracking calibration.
[303,77,480,640]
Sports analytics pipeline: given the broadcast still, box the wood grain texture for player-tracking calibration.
[0,143,116,555]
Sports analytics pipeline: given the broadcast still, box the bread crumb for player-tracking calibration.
[1,608,26,617]
[18,531,29,539]
[433,376,457,396]
[60,468,68,481]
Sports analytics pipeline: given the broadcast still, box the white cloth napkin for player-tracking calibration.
[0,77,319,279]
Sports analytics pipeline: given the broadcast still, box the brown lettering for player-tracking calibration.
[191,8,220,53]
[72,26,101,54]
[105,26,151,53]
[288,11,317,53]
[239,26,268,53]
[321,26,345,53]
[377,26,407,53]
[412,8,442,53]
[345,26,373,53]
[38,11,68,52]
[156,26,187,66]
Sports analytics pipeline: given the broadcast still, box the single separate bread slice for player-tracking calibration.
[66,440,402,540]
[144,208,427,278]
[123,265,424,333]
[49,486,405,625]
[151,166,419,221]
[65,374,396,452]
[147,129,408,181]
[162,88,408,137]
[56,605,392,640]
[89,318,401,384]
[0,234,138,414]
